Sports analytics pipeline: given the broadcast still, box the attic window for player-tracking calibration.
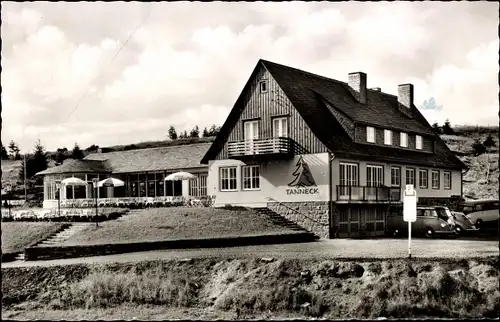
[259,80,268,93]
[366,127,375,143]
[416,135,423,150]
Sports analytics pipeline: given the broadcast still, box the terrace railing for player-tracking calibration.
[336,185,401,202]
[227,137,293,158]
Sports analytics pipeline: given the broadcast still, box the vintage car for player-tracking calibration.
[457,199,499,232]
[387,206,456,238]
[450,211,479,236]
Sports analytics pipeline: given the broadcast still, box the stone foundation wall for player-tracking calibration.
[267,201,330,239]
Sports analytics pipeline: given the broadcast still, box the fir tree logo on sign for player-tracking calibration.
[288,156,316,187]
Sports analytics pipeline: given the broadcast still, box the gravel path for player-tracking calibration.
[2,238,497,268]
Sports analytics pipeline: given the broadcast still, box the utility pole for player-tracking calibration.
[24,153,27,202]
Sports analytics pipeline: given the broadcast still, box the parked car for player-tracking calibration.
[457,199,499,232]
[387,206,456,238]
[451,211,478,236]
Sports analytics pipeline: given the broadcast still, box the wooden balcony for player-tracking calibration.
[336,185,402,203]
[227,137,293,160]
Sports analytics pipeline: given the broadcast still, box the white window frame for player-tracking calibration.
[384,130,393,145]
[189,177,199,196]
[367,165,384,187]
[242,165,261,191]
[366,127,375,143]
[416,135,423,150]
[405,168,415,186]
[340,163,359,187]
[272,117,288,138]
[400,132,408,147]
[444,171,452,190]
[391,166,401,187]
[419,169,428,189]
[431,170,440,189]
[259,80,268,93]
[220,167,238,191]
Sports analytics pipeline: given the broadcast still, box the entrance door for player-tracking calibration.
[337,207,360,238]
[244,120,259,154]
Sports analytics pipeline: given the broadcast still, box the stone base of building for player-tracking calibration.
[267,201,330,239]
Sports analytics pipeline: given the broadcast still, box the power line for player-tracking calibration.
[65,3,154,122]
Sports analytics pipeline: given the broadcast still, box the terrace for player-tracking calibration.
[336,185,402,203]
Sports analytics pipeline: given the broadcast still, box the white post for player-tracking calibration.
[408,220,412,259]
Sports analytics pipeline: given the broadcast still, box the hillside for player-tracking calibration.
[1,129,498,200]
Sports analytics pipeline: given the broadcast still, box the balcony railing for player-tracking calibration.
[227,137,293,158]
[336,185,401,202]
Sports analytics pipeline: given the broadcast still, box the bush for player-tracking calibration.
[471,140,487,156]
[483,135,496,148]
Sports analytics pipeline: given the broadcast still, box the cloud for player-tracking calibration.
[1,1,497,152]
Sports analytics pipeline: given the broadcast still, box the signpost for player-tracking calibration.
[403,184,417,259]
[92,178,99,227]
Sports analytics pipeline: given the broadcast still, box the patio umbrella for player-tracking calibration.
[98,177,125,187]
[164,171,196,181]
[61,177,87,186]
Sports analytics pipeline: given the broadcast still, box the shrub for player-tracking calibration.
[471,140,487,156]
[483,135,496,148]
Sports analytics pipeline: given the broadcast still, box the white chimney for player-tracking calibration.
[370,87,381,92]
[348,72,367,104]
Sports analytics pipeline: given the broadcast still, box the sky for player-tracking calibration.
[2,1,498,153]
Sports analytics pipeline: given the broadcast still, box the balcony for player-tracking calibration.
[336,185,402,203]
[227,137,293,160]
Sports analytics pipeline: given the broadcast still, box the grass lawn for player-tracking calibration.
[60,207,300,246]
[1,222,67,254]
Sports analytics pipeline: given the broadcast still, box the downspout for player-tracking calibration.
[328,151,334,239]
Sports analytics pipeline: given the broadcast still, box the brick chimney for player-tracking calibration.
[398,84,414,117]
[348,72,367,104]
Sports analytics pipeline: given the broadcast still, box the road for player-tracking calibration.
[2,238,498,268]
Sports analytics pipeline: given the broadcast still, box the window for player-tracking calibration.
[259,80,268,93]
[366,127,375,143]
[419,169,428,189]
[400,132,408,147]
[340,163,359,186]
[431,170,440,189]
[416,135,423,150]
[242,165,260,190]
[384,130,392,145]
[444,171,452,189]
[220,167,237,191]
[391,166,401,187]
[406,168,415,186]
[367,165,384,187]
[273,117,288,137]
[189,174,208,197]
[189,177,199,196]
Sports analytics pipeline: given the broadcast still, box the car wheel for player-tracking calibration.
[454,225,463,236]
[475,219,483,230]
[425,227,434,238]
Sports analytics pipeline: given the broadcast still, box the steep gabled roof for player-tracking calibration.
[201,59,466,170]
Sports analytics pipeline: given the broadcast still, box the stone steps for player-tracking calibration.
[255,207,310,233]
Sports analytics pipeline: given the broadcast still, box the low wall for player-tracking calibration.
[24,232,317,261]
[267,201,330,239]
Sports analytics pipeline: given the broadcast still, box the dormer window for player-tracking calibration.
[416,135,423,150]
[384,130,392,145]
[259,80,268,93]
[366,127,375,143]
[400,132,408,147]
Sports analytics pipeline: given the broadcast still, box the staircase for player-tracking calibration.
[255,207,317,237]
[14,223,92,261]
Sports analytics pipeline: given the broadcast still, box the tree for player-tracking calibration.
[54,147,69,164]
[471,139,487,156]
[1,144,8,160]
[19,140,49,183]
[288,156,316,187]
[202,127,210,137]
[168,126,178,140]
[431,122,442,134]
[178,130,188,139]
[72,143,85,159]
[190,125,200,138]
[483,135,496,147]
[8,140,21,160]
[85,144,100,152]
[442,119,455,135]
[208,124,221,136]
